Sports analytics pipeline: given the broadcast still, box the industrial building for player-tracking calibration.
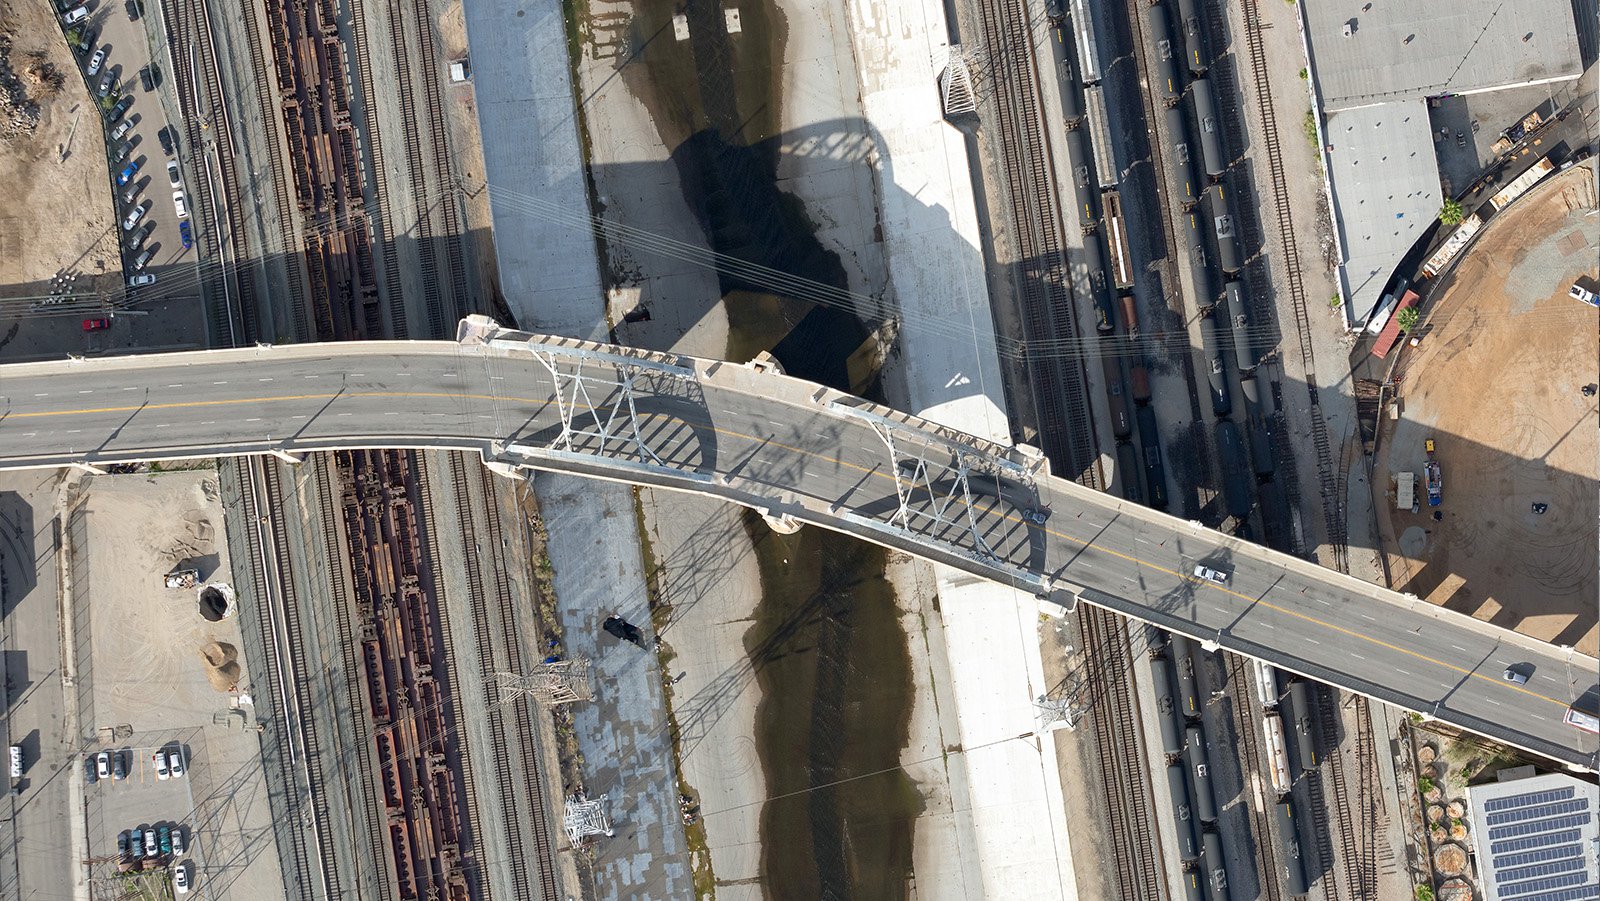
[1465,768,1600,901]
[1297,0,1583,326]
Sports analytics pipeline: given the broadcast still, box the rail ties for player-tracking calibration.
[976,0,1101,488]
[444,454,549,901]
[1237,0,1345,567]
[1317,689,1370,899]
[261,461,347,900]
[1081,611,1165,898]
[1225,654,1284,901]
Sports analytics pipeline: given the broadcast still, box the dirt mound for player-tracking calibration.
[198,641,241,692]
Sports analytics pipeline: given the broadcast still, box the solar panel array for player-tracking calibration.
[1476,779,1597,901]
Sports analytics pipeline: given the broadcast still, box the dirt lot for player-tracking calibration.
[1376,164,1598,656]
[0,1,119,308]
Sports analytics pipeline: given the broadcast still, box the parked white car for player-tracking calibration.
[151,750,169,780]
[166,159,181,189]
[87,48,107,77]
[1192,565,1229,586]
[171,190,188,219]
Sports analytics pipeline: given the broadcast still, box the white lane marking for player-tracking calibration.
[1396,669,1411,676]
[212,381,228,385]
[1451,645,1467,652]
[337,413,351,417]
[1261,622,1275,629]
[1486,699,1502,706]
[1359,613,1377,622]
[442,372,458,378]
[155,424,169,429]
[258,377,273,382]
[245,418,261,423]
[166,384,182,388]
[78,389,93,394]
[1351,653,1365,660]
[1306,637,1320,645]
[1315,598,1331,607]
[122,386,138,391]
[1530,714,1547,721]
[490,376,505,380]
[350,372,365,377]
[201,421,215,426]
[303,375,319,379]
[66,429,81,434]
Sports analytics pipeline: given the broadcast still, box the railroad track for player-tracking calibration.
[1079,610,1165,898]
[379,0,468,338]
[472,462,561,900]
[1235,0,1346,568]
[165,0,258,343]
[1317,688,1374,899]
[1123,0,1209,430]
[347,0,410,339]
[313,458,398,901]
[440,452,538,901]
[236,0,310,340]
[250,458,345,901]
[1224,653,1285,901]
[974,0,1101,488]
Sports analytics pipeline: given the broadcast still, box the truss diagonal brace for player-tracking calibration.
[831,400,1038,564]
[525,345,695,468]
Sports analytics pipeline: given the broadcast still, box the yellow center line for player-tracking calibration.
[6,386,1577,714]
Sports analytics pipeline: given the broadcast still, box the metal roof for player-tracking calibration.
[1324,100,1442,322]
[1467,771,1600,901]
[1304,0,1582,112]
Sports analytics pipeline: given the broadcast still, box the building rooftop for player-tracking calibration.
[1325,100,1442,321]
[1305,0,1582,112]
[1466,770,1600,901]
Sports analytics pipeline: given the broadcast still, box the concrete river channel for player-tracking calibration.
[613,0,921,892]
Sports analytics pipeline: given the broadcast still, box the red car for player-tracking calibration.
[82,318,111,331]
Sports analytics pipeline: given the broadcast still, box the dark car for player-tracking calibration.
[179,220,192,249]
[116,830,131,858]
[85,755,99,783]
[125,0,142,21]
[138,66,154,92]
[157,126,174,156]
[157,824,172,855]
[107,95,134,123]
[116,160,139,185]
[112,749,126,781]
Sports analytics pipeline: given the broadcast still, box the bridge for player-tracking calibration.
[1,317,1594,771]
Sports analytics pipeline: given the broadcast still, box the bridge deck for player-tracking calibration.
[0,326,1594,770]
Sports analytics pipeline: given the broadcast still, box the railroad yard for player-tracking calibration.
[0,0,1592,898]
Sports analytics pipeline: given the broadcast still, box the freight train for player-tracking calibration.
[1286,680,1319,771]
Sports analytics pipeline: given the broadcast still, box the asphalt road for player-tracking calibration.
[0,327,1595,770]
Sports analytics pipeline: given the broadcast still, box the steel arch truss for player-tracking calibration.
[527,345,696,467]
[833,402,1042,572]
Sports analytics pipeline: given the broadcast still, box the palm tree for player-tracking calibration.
[1438,199,1465,226]
[1397,306,1420,333]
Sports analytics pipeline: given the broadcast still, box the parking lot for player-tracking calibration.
[72,470,287,900]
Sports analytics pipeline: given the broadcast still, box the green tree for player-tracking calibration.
[1415,884,1435,901]
[1397,307,1420,333]
[1439,199,1465,226]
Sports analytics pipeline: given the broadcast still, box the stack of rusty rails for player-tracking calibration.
[262,0,379,342]
[1352,697,1381,894]
[1224,652,1286,901]
[341,449,475,901]
[974,0,1101,488]
[346,0,410,338]
[1079,610,1165,897]
[163,0,259,344]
